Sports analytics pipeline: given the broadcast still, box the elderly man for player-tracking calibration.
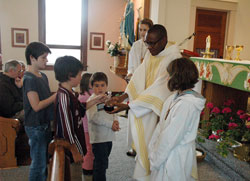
[0,60,24,121]
[107,24,181,180]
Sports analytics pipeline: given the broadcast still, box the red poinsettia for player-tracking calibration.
[200,99,250,157]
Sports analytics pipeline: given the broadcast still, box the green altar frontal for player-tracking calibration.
[190,57,250,92]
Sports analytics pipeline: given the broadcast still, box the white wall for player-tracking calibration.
[149,0,250,60]
[0,0,127,92]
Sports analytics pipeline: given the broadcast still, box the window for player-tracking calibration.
[38,0,88,70]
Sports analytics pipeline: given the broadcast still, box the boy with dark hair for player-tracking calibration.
[23,41,56,181]
[54,55,87,157]
[87,72,120,181]
[54,56,107,159]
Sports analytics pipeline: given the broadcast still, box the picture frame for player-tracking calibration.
[11,28,29,47]
[90,32,105,50]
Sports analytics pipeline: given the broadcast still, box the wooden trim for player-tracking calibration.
[47,44,81,49]
[0,26,1,53]
[81,0,88,71]
[0,27,2,70]
[144,0,150,18]
[38,0,45,42]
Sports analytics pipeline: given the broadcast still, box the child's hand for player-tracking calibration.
[112,120,120,131]
[72,144,83,163]
[95,94,108,104]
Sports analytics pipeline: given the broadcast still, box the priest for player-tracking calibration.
[107,24,181,180]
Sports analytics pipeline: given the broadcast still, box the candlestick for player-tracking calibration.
[201,35,214,58]
[206,35,211,52]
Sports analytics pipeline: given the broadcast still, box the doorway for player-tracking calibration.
[193,9,227,58]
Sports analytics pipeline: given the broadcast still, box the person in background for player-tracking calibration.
[87,72,120,181]
[23,42,56,181]
[148,57,206,180]
[78,73,94,181]
[16,61,26,100]
[127,18,153,79]
[106,24,182,180]
[0,60,23,121]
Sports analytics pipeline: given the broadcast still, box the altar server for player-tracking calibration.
[148,57,206,181]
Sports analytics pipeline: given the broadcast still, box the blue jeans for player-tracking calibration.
[25,125,51,181]
[92,142,112,181]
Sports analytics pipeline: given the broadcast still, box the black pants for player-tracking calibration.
[92,142,112,181]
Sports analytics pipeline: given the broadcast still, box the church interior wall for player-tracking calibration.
[150,0,250,60]
[0,0,127,92]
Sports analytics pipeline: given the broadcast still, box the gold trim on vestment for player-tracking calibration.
[134,116,151,175]
[137,94,163,112]
[146,56,164,88]
[127,80,138,100]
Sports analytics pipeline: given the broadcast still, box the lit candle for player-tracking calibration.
[206,35,211,52]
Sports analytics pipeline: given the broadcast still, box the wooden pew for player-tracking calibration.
[48,139,82,181]
[0,117,19,168]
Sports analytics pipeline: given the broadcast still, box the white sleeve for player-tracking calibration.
[128,44,137,74]
[129,102,152,118]
[149,102,192,170]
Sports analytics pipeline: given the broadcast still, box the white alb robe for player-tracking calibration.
[127,39,148,74]
[148,91,206,181]
[125,45,181,180]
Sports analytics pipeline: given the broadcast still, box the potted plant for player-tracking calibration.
[199,99,250,161]
[106,40,122,67]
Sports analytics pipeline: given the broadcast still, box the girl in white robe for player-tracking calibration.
[148,57,206,181]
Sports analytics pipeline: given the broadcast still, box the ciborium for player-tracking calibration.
[235,45,244,61]
[225,45,234,60]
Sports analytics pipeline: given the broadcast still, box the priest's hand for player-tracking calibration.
[105,93,128,107]
[106,103,129,114]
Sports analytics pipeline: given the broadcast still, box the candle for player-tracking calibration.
[206,35,211,51]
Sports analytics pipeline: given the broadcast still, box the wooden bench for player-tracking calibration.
[0,116,19,168]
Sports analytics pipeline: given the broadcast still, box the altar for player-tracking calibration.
[190,57,250,120]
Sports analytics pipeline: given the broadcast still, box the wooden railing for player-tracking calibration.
[48,139,82,181]
[0,117,20,168]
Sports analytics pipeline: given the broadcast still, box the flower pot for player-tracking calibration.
[114,56,120,67]
[233,143,250,162]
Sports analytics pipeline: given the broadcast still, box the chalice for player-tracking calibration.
[225,45,234,60]
[235,45,244,61]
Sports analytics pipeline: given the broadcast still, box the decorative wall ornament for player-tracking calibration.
[89,32,105,50]
[11,28,29,47]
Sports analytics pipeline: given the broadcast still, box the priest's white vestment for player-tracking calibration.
[148,91,206,181]
[125,45,181,180]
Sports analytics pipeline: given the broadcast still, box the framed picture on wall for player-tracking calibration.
[11,28,29,47]
[89,32,105,50]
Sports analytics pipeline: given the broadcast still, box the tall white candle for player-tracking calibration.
[206,35,211,51]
